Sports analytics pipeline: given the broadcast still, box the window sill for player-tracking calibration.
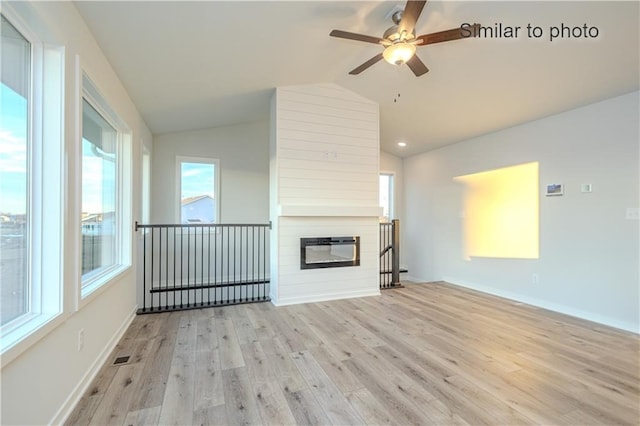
[80,264,132,309]
[0,310,67,369]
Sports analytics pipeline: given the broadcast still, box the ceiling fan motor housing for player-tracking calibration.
[383,11,416,43]
[391,10,403,25]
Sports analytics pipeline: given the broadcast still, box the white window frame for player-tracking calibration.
[0,5,64,362]
[379,172,395,222]
[79,71,132,301]
[176,156,220,225]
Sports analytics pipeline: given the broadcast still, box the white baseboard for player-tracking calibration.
[271,288,380,306]
[441,277,639,334]
[402,275,423,283]
[51,306,137,425]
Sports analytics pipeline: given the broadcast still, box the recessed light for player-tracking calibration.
[397,142,407,147]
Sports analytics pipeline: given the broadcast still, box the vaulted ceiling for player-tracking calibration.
[74,1,639,157]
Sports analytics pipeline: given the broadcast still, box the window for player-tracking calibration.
[1,15,30,326]
[379,173,394,222]
[81,99,117,277]
[80,73,132,297]
[1,9,64,356]
[177,157,219,224]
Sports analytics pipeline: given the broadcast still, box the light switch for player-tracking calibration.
[581,183,592,193]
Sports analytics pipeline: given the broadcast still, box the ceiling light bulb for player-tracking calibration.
[383,42,416,65]
[397,142,407,147]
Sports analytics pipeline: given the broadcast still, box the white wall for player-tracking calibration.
[270,84,381,305]
[1,2,151,424]
[404,91,639,332]
[151,121,269,224]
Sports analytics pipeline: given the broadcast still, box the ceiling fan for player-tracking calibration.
[330,0,479,76]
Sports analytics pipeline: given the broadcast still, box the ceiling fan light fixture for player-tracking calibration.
[383,42,416,65]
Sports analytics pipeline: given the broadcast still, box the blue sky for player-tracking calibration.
[0,83,27,216]
[1,82,118,215]
[1,81,213,216]
[181,162,215,200]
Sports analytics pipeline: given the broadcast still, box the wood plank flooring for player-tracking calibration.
[66,282,640,425]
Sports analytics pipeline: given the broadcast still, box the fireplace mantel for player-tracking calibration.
[277,205,383,218]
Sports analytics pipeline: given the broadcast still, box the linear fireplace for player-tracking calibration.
[300,236,360,270]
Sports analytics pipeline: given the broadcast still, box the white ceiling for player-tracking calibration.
[74,1,639,157]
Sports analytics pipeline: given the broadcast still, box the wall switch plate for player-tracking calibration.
[531,273,539,284]
[626,208,640,220]
[581,183,592,193]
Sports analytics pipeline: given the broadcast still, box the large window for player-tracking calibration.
[80,73,132,297]
[1,15,30,326]
[177,157,219,224]
[1,9,64,356]
[81,99,117,277]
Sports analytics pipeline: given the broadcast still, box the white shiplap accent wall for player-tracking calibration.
[270,83,381,305]
[276,84,379,208]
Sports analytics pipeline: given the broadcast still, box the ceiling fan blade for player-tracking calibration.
[349,53,384,75]
[398,0,427,36]
[406,55,429,77]
[416,24,480,45]
[330,29,385,44]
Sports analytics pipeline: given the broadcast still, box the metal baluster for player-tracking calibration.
[392,219,400,287]
[386,224,389,288]
[191,226,194,307]
[172,227,176,309]
[245,226,249,301]
[200,225,204,306]
[251,226,255,301]
[257,226,261,300]
[379,225,382,289]
[380,226,384,287]
[214,224,218,305]
[207,225,211,306]
[150,227,155,310]
[190,226,194,307]
[386,224,390,288]
[226,226,230,303]
[233,226,237,303]
[158,227,169,310]
[142,226,147,312]
[388,224,392,288]
[179,226,183,308]
[245,226,248,302]
[382,224,386,288]
[262,226,267,300]
[381,224,384,288]
[383,224,386,288]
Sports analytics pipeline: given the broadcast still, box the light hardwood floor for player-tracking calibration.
[66,282,640,425]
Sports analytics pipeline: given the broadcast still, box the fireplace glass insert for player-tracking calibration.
[300,236,360,269]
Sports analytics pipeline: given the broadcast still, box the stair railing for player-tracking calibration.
[379,219,403,289]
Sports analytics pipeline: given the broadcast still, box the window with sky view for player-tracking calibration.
[1,14,30,326]
[81,99,117,279]
[180,161,217,224]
